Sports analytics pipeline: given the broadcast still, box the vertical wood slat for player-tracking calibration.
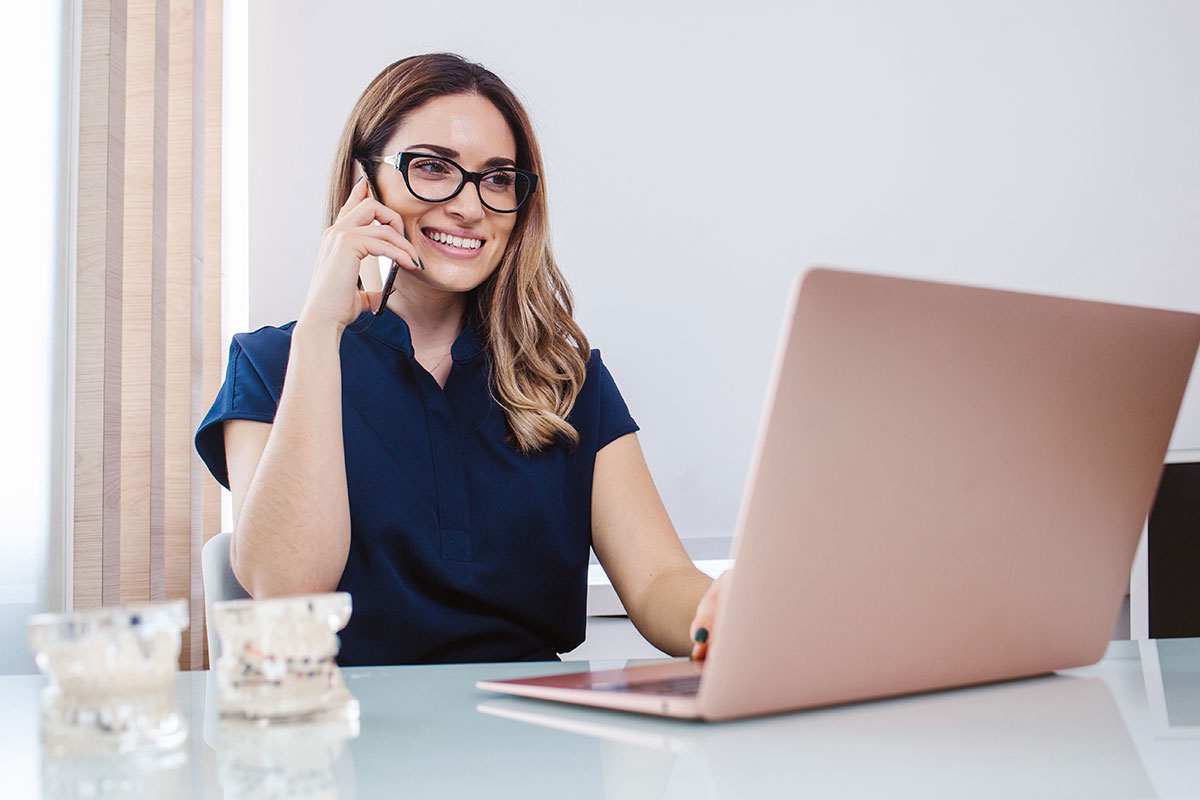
[199,0,222,669]
[148,0,170,605]
[76,0,126,611]
[120,0,166,605]
[166,0,195,668]
[102,3,128,609]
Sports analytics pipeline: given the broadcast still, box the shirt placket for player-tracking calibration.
[418,372,472,562]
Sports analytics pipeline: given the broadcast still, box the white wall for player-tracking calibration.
[245,0,1200,542]
[0,0,70,673]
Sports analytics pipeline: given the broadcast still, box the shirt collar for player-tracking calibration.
[350,307,485,362]
[450,315,486,362]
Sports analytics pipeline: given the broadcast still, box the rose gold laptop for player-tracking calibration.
[477,267,1200,721]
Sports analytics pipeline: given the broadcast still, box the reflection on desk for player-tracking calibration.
[480,674,1149,799]
[214,715,358,799]
[3,639,1197,799]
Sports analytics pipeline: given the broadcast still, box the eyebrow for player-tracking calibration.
[409,143,516,169]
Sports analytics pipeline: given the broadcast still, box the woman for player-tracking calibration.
[196,53,727,665]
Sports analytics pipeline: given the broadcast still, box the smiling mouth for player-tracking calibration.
[423,228,485,251]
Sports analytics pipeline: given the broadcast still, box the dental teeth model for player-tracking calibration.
[212,592,359,724]
[28,600,190,755]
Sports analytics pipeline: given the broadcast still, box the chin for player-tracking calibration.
[426,258,502,294]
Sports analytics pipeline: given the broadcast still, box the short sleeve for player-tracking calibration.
[592,351,640,451]
[195,326,293,489]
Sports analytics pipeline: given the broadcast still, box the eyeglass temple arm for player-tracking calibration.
[366,154,397,168]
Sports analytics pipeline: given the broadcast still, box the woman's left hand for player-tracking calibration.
[689,570,732,661]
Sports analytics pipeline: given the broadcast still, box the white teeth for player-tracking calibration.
[428,231,482,249]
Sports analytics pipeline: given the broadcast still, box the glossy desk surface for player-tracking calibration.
[3,639,1198,799]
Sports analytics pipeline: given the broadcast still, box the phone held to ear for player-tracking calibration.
[355,162,406,315]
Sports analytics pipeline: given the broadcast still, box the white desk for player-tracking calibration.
[4,639,1198,799]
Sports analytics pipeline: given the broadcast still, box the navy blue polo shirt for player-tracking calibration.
[195,309,638,665]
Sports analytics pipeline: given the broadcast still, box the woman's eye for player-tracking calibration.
[483,171,517,189]
[412,159,453,177]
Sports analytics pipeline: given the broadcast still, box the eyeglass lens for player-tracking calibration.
[405,155,531,212]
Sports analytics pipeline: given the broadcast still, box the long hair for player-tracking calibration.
[327,54,590,453]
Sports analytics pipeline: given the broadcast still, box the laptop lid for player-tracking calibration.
[696,267,1200,719]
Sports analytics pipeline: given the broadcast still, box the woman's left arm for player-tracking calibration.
[591,432,714,657]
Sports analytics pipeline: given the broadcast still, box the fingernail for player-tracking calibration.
[355,175,364,185]
[411,258,420,269]
[693,628,708,644]
[419,258,425,271]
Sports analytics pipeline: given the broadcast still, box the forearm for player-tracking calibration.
[232,320,351,597]
[626,564,713,657]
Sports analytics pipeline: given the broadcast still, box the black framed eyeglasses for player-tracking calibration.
[367,151,539,213]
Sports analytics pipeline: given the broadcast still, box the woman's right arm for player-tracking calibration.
[223,176,420,597]
[224,319,351,597]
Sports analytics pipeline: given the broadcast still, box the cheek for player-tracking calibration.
[376,175,418,215]
[491,220,518,254]
[484,230,515,275]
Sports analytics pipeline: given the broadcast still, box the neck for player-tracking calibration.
[385,275,468,355]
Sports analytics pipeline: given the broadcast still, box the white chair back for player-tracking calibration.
[201,531,250,663]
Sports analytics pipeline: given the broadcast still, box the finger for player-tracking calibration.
[348,233,421,273]
[689,571,728,661]
[689,575,722,640]
[335,176,370,225]
[341,192,416,249]
[326,226,415,270]
[359,176,410,237]
[689,603,714,662]
[371,198,412,241]
[355,224,423,271]
[334,179,426,269]
[337,189,403,229]
[336,200,422,267]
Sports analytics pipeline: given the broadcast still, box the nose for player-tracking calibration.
[443,179,486,223]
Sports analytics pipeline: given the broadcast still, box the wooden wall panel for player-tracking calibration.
[75,0,222,669]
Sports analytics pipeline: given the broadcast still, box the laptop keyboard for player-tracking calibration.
[589,673,702,696]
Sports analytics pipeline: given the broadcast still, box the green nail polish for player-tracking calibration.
[411,258,420,269]
[694,628,708,644]
[419,258,426,271]
[355,175,364,185]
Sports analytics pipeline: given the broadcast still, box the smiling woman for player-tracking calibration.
[332,65,581,451]
[194,54,717,667]
[363,92,579,445]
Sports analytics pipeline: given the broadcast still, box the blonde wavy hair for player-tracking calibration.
[326,53,590,453]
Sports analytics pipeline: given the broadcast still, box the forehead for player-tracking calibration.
[384,93,517,164]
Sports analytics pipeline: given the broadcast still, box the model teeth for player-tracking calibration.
[428,231,482,250]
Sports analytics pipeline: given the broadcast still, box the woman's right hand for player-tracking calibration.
[299,176,423,331]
